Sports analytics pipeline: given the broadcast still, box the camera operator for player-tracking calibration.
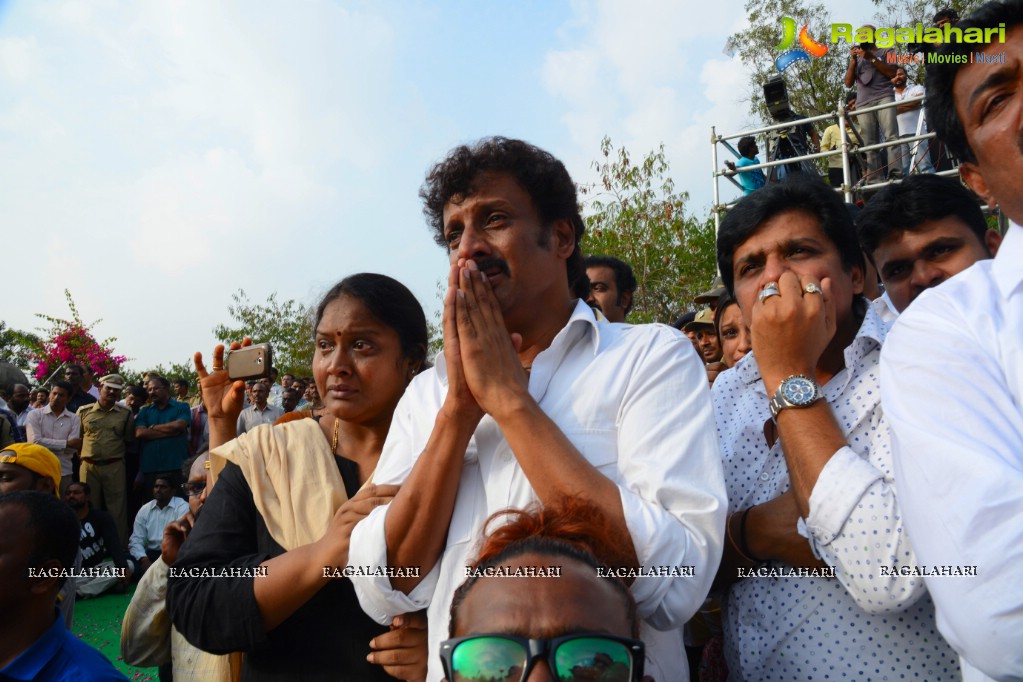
[844,31,901,183]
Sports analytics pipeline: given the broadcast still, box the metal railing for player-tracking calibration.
[710,95,958,231]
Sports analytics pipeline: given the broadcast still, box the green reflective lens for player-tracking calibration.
[450,636,635,682]
[554,637,633,681]
[452,637,527,682]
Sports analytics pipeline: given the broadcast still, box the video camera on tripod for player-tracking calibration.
[762,76,821,182]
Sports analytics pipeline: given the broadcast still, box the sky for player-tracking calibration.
[1,0,869,375]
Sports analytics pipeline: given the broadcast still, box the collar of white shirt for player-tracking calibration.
[433,299,602,385]
[40,404,68,418]
[993,220,1023,299]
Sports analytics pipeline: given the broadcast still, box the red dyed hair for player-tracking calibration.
[472,495,638,573]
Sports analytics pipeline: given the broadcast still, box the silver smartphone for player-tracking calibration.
[225,343,273,381]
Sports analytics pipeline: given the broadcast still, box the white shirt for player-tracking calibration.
[350,300,728,682]
[713,303,959,680]
[25,404,81,476]
[128,496,190,560]
[235,403,284,435]
[268,383,284,408]
[872,291,899,325]
[881,224,1023,682]
[894,84,927,136]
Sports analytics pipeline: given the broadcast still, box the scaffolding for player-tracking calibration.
[710,95,960,231]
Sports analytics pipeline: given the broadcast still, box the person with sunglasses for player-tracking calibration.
[121,453,231,680]
[441,498,652,682]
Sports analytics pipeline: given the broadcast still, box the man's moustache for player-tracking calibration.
[474,258,510,277]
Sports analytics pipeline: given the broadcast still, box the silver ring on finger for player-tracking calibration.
[804,283,823,295]
[759,283,781,302]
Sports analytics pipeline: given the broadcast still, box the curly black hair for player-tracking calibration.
[420,137,589,299]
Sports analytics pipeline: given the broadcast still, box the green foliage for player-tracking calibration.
[0,322,41,375]
[212,290,315,378]
[729,0,990,127]
[580,137,719,324]
[427,279,445,361]
[728,0,848,124]
[120,360,196,390]
[869,0,987,82]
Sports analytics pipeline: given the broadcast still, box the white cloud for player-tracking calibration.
[544,0,763,214]
[1,0,417,369]
[0,35,40,83]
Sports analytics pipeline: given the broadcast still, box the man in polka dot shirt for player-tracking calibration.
[709,178,959,679]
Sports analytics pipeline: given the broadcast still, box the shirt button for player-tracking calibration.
[760,473,771,481]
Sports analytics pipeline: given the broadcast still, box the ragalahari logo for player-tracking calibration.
[775,17,829,72]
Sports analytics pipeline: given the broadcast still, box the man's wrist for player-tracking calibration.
[761,368,816,396]
[436,404,483,441]
[488,387,537,424]
[743,505,773,562]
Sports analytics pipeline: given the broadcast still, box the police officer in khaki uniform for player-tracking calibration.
[77,374,134,542]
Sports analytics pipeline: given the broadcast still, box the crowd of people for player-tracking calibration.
[724,9,969,197]
[0,2,1020,680]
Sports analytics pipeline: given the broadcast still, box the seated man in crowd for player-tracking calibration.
[350,137,726,682]
[856,173,1001,314]
[128,475,189,575]
[445,499,648,682]
[0,491,127,681]
[723,135,766,195]
[66,481,134,597]
[122,454,232,681]
[711,178,958,678]
[584,254,637,323]
[881,2,1023,678]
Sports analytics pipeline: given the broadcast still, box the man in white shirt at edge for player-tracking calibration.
[348,137,727,682]
[710,177,958,679]
[892,66,935,175]
[128,474,188,576]
[881,3,1023,680]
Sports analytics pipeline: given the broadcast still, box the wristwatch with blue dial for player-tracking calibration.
[769,374,823,420]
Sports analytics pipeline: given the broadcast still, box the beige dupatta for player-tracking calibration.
[205,418,362,680]
[209,417,353,550]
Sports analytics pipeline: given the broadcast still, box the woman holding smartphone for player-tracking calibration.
[166,273,429,681]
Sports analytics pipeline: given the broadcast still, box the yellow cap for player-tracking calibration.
[0,443,62,496]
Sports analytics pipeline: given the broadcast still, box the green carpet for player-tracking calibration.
[71,587,158,681]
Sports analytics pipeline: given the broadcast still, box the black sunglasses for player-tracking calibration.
[439,632,644,682]
[180,481,206,497]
